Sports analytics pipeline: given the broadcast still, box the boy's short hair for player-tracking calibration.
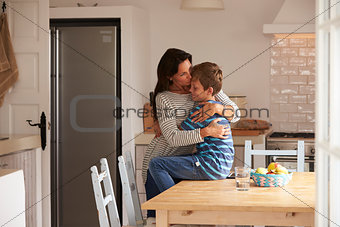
[191,62,223,96]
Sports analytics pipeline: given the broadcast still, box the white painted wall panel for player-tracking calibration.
[11,1,39,40]
[14,53,39,92]
[9,104,39,134]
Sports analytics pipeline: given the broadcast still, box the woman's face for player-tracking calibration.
[170,59,192,87]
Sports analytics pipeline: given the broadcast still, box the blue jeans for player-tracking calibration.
[148,155,209,193]
[145,170,160,217]
[145,170,181,217]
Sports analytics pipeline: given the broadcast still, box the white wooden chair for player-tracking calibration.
[118,151,145,227]
[91,158,121,227]
[244,140,305,172]
[244,140,305,227]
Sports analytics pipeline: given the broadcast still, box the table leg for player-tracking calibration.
[156,210,169,227]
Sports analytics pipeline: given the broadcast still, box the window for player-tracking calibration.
[316,0,340,226]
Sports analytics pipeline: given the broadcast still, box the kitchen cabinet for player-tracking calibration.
[0,149,40,227]
[134,133,157,219]
[134,144,148,219]
[0,169,25,227]
[0,135,41,227]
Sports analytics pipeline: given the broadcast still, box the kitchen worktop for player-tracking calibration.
[135,128,273,146]
[0,168,19,177]
[0,134,41,156]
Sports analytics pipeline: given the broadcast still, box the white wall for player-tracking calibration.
[273,0,315,24]
[146,0,284,117]
[50,5,151,142]
[51,0,286,120]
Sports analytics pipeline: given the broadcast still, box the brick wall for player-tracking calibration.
[270,35,315,132]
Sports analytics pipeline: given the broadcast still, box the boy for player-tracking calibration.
[148,62,234,192]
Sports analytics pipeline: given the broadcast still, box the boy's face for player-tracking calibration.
[189,78,211,102]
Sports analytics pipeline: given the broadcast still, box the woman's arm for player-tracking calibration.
[154,117,227,139]
[215,90,240,123]
[156,93,203,147]
[190,90,240,123]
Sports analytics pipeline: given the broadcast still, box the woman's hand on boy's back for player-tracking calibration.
[191,102,220,123]
[200,118,230,139]
[191,102,234,123]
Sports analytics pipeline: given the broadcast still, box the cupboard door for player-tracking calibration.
[135,145,147,218]
[0,149,38,227]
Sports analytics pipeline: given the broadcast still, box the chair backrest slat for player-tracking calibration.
[91,158,121,227]
[118,151,144,227]
[244,140,305,172]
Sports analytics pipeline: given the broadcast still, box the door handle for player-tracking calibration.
[26,112,46,150]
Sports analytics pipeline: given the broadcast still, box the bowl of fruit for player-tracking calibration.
[251,162,293,187]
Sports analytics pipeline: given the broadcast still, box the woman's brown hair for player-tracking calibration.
[152,48,192,120]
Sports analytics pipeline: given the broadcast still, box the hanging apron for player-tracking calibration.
[0,13,18,107]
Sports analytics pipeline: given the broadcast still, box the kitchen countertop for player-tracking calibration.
[232,127,272,146]
[0,134,41,157]
[135,128,273,146]
[0,168,19,177]
[134,133,156,145]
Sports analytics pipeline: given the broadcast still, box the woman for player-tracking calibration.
[143,48,239,218]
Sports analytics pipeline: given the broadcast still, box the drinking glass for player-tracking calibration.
[235,166,250,191]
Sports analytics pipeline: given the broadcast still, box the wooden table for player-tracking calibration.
[142,172,315,227]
